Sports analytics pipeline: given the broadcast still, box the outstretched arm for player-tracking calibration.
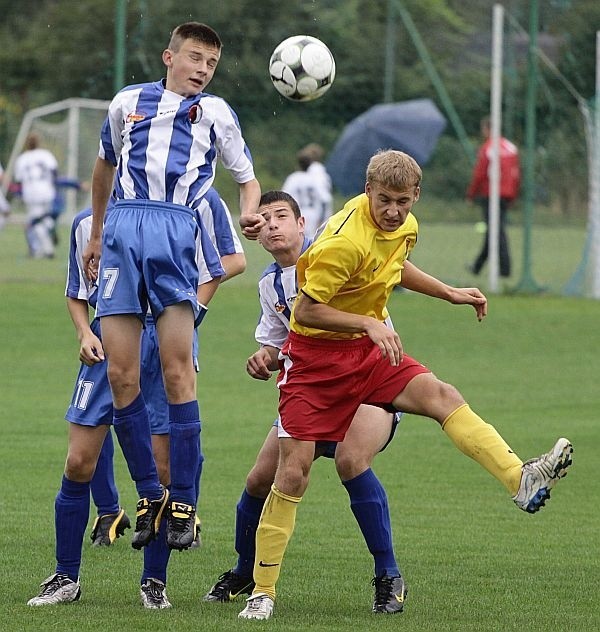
[400,260,488,321]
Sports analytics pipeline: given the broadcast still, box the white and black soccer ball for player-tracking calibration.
[269,35,335,102]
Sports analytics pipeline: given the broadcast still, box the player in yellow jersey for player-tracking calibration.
[238,150,573,621]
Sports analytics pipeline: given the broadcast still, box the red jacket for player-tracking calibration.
[467,137,520,201]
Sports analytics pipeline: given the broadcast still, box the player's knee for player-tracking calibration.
[437,380,464,406]
[431,379,466,422]
[275,464,309,496]
[161,365,195,401]
[246,469,272,498]
[106,364,138,398]
[334,452,370,480]
[64,452,95,482]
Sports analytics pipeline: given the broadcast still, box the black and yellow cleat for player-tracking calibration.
[131,486,169,550]
[166,501,196,551]
[190,515,202,549]
[90,508,131,546]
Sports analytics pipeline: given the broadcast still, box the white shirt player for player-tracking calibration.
[282,165,332,239]
[0,161,10,217]
[14,148,58,206]
[307,161,332,216]
[255,260,302,350]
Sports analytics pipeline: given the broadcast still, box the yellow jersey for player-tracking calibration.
[291,193,418,339]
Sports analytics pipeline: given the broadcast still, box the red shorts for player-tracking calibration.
[277,332,430,442]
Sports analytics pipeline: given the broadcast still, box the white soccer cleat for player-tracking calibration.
[27,573,81,606]
[512,437,573,513]
[238,592,275,620]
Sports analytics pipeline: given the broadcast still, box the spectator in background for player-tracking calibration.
[282,143,332,239]
[466,117,520,278]
[0,161,10,231]
[13,133,59,259]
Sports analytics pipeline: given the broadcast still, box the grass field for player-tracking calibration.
[0,222,598,631]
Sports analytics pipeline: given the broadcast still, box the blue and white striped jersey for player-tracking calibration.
[99,79,255,208]
[65,206,224,308]
[255,238,311,349]
[197,187,244,256]
[66,208,100,308]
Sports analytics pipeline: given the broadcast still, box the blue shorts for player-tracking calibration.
[64,317,198,434]
[273,412,402,458]
[65,319,113,427]
[96,200,202,326]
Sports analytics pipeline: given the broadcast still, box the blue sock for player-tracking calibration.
[142,509,171,584]
[343,468,400,578]
[233,490,266,577]
[113,392,162,500]
[169,401,200,506]
[90,429,120,515]
[55,476,90,581]
[194,435,204,504]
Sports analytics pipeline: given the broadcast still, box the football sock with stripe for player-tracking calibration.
[343,468,400,577]
[90,429,120,515]
[253,485,301,600]
[169,400,201,506]
[55,475,90,581]
[234,490,267,577]
[442,404,523,495]
[113,391,162,500]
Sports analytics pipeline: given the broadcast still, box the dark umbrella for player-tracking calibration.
[325,99,447,195]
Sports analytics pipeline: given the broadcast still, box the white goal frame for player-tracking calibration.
[2,97,110,217]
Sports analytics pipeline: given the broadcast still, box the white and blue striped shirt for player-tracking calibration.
[255,239,311,349]
[197,187,244,256]
[99,79,255,208]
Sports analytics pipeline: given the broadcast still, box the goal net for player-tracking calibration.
[2,98,109,222]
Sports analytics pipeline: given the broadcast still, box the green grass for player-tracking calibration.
[0,222,599,631]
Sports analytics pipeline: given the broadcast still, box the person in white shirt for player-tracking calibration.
[282,143,332,239]
[13,133,59,258]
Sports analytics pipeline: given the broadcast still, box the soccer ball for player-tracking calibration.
[269,35,335,102]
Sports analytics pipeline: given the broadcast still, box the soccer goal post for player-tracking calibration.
[563,31,600,299]
[2,98,110,219]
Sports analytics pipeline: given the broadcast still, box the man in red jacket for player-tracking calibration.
[466,117,520,277]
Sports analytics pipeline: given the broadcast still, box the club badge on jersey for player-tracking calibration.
[188,104,202,124]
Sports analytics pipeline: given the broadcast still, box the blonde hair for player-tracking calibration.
[366,150,422,190]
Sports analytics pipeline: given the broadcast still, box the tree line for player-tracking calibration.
[1,0,597,211]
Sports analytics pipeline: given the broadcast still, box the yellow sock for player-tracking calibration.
[253,485,302,600]
[442,404,523,495]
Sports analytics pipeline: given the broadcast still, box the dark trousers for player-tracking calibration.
[472,197,511,277]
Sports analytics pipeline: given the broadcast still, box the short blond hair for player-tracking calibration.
[366,150,422,190]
